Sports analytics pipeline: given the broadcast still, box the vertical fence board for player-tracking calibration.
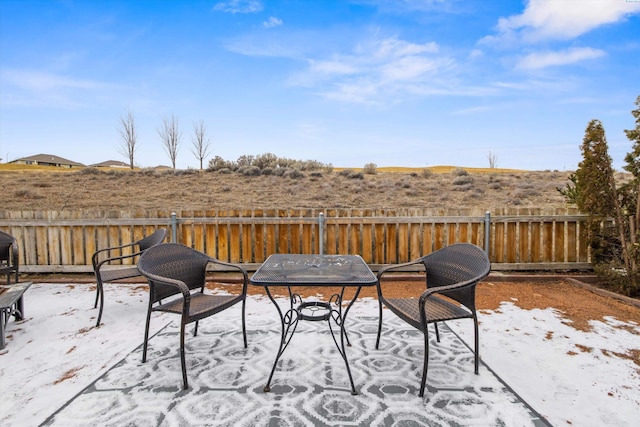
[266,222,277,256]
[506,222,517,263]
[494,223,505,263]
[397,223,408,262]
[276,210,287,254]
[447,223,457,246]
[362,224,373,262]
[518,222,529,263]
[386,223,397,263]
[409,223,421,260]
[374,224,384,263]
[302,223,312,254]
[543,222,553,262]
[205,210,217,259]
[192,211,205,253]
[459,223,469,244]
[218,220,230,262]
[252,210,264,262]
[531,222,541,262]
[349,219,360,256]
[554,221,565,262]
[326,223,336,255]
[578,221,589,262]
[567,221,577,262]
[338,224,348,255]
[422,223,433,255]
[290,212,301,254]
[60,226,72,266]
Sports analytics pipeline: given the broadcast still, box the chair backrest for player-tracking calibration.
[137,243,211,303]
[0,231,17,264]
[421,243,490,306]
[136,228,167,252]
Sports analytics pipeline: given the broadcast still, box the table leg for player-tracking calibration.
[263,287,300,392]
[327,286,363,395]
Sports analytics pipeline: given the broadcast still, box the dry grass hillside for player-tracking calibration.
[0,164,584,212]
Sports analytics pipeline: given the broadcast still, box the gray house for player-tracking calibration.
[90,160,131,169]
[11,154,85,168]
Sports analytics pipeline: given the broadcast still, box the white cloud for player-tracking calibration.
[0,68,122,108]
[516,47,606,70]
[1,69,106,91]
[263,17,283,29]
[495,0,640,42]
[213,0,263,14]
[292,37,452,104]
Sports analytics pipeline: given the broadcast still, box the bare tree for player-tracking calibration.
[158,114,181,169]
[117,109,137,169]
[192,120,211,170]
[487,151,498,168]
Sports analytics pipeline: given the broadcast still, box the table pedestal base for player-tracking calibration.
[263,286,362,395]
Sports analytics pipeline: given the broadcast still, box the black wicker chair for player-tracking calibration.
[92,228,166,327]
[137,243,248,389]
[376,243,491,397]
[0,230,24,333]
[0,230,19,285]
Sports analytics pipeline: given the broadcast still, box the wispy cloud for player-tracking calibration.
[290,37,456,105]
[0,68,121,108]
[516,47,605,70]
[213,0,263,14]
[1,69,107,91]
[489,0,640,42]
[263,17,283,29]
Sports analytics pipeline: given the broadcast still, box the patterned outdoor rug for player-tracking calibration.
[42,309,550,426]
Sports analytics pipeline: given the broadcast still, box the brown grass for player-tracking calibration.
[0,164,583,211]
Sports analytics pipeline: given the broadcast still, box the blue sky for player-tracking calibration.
[1,0,639,171]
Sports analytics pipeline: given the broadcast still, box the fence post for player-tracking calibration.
[319,212,324,255]
[484,211,491,255]
[170,212,177,243]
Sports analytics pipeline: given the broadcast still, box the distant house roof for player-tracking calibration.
[11,154,85,167]
[90,160,131,168]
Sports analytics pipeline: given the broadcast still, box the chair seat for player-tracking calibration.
[154,293,243,322]
[98,267,141,283]
[383,296,472,330]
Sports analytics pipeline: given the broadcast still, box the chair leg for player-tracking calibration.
[420,329,430,397]
[93,280,100,309]
[193,320,199,337]
[95,278,105,327]
[473,314,479,374]
[241,298,247,348]
[142,303,153,363]
[434,322,440,342]
[181,321,189,389]
[375,299,383,349]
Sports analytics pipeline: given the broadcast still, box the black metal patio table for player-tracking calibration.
[250,254,377,395]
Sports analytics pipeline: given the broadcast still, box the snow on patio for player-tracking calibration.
[1,282,638,426]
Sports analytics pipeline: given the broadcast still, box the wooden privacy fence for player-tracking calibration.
[0,207,591,273]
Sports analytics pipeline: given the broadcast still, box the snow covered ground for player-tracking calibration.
[1,283,638,426]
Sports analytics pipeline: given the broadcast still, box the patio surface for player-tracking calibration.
[1,282,638,426]
[41,309,549,426]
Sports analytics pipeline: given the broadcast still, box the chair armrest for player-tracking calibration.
[206,258,249,295]
[418,277,478,307]
[91,242,138,268]
[141,270,192,309]
[94,249,145,272]
[377,259,425,279]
